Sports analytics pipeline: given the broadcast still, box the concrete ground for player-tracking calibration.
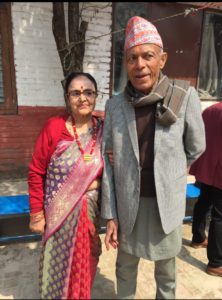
[0,222,222,299]
[0,178,29,197]
[0,178,221,299]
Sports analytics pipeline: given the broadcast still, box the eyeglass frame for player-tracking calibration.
[66,90,97,100]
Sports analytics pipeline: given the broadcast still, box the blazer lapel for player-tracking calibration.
[121,99,139,163]
[154,119,164,157]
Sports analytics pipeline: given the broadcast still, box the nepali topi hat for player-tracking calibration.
[124,16,163,53]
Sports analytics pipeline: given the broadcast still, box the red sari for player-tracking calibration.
[29,116,103,299]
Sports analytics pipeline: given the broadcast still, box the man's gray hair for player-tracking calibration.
[159,48,163,56]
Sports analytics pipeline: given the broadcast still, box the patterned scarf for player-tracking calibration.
[124,71,190,127]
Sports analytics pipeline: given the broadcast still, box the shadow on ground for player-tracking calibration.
[91,267,117,299]
[177,239,207,274]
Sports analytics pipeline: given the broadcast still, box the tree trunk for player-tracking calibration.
[68,2,88,76]
[52,2,88,111]
[52,2,88,79]
[52,2,67,77]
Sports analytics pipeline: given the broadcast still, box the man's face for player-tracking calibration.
[124,44,167,95]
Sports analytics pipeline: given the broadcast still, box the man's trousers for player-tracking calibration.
[116,247,177,299]
[192,182,222,268]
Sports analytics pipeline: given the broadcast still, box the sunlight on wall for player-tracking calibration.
[11,2,112,110]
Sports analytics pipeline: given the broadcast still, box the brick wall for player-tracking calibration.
[0,107,105,180]
[0,106,67,180]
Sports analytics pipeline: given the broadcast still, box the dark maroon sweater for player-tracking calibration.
[135,104,156,197]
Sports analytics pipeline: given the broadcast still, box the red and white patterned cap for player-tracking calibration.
[124,16,163,53]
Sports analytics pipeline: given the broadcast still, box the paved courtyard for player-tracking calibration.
[0,221,222,299]
[0,179,222,299]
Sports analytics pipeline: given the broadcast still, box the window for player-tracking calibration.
[112,2,149,96]
[0,2,17,114]
[198,11,222,100]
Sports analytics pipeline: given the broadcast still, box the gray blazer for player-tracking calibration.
[101,87,206,235]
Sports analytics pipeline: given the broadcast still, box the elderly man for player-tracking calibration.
[101,16,205,299]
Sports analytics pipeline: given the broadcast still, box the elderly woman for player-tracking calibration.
[28,72,103,299]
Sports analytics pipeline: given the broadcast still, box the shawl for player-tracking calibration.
[124,71,190,127]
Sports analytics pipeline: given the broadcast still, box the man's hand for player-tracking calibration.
[106,150,114,166]
[105,218,119,250]
[29,218,45,234]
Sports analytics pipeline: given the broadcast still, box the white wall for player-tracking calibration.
[201,101,217,111]
[11,3,215,112]
[11,2,112,110]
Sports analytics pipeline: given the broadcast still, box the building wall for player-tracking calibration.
[0,106,67,179]
[11,2,112,110]
[0,2,112,180]
[0,2,218,180]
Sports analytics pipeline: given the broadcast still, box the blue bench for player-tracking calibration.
[0,194,30,217]
[186,184,200,199]
[0,195,42,242]
[183,184,211,221]
[0,194,107,242]
[0,184,209,242]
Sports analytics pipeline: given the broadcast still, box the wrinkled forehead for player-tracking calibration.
[125,43,162,57]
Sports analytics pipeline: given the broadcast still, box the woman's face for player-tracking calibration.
[66,76,98,118]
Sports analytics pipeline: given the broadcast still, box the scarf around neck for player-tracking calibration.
[124,71,190,127]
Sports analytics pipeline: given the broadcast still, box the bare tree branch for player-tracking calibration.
[81,2,111,12]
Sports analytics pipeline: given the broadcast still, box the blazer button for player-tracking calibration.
[138,166,142,171]
[135,187,140,192]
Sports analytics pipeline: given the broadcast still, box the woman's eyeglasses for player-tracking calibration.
[67,91,96,100]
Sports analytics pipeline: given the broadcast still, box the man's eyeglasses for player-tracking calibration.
[67,91,96,100]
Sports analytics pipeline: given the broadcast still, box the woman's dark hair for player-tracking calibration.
[65,72,98,94]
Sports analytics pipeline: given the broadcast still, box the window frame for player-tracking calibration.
[0,2,17,115]
[197,8,222,102]
[109,2,150,98]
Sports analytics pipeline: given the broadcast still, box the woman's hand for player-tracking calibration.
[106,150,114,166]
[29,218,46,234]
